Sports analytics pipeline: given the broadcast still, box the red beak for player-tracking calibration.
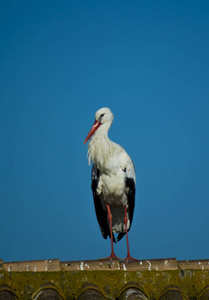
[83,120,101,144]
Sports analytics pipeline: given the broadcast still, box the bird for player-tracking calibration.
[83,107,136,262]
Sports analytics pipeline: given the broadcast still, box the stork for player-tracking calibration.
[84,107,136,262]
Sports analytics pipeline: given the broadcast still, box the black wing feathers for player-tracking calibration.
[117,177,136,242]
[125,177,136,226]
[91,166,116,242]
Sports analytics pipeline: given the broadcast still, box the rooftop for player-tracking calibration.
[1,258,209,299]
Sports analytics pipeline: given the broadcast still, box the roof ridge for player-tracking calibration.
[2,257,209,272]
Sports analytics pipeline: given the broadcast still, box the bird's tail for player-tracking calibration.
[117,232,125,242]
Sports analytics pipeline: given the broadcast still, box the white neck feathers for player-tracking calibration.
[87,131,111,169]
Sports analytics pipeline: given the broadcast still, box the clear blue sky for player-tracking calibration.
[1,0,209,262]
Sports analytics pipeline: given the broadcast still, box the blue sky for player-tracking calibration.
[1,0,209,262]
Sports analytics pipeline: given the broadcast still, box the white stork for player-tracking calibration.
[84,107,136,262]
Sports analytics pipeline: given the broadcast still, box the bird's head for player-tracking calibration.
[83,107,114,144]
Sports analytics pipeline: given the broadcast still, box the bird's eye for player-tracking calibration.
[100,113,105,120]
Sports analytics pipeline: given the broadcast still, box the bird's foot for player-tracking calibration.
[122,254,139,265]
[101,252,121,264]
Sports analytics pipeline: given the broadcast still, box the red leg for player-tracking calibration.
[123,206,138,263]
[104,204,120,262]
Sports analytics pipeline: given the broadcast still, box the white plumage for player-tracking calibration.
[84,107,136,261]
